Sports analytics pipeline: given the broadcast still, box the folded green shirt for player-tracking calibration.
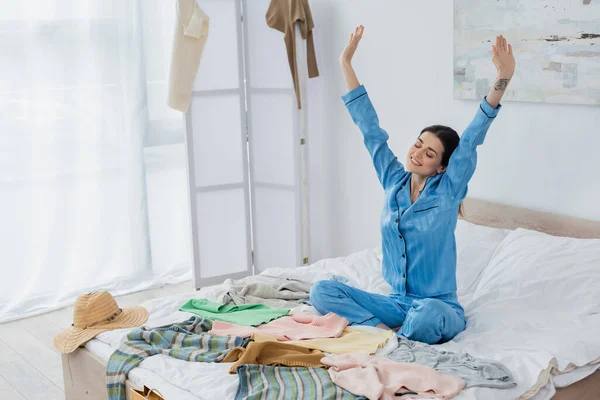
[179,298,290,327]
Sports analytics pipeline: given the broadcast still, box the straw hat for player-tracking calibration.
[53,291,148,354]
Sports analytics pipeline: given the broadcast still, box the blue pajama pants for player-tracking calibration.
[309,280,466,344]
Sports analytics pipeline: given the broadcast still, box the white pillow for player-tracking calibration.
[375,220,509,297]
[472,227,600,320]
[454,220,511,296]
[449,228,600,379]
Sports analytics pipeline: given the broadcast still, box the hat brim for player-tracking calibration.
[53,306,148,354]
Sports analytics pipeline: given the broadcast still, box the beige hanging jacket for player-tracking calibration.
[167,0,209,112]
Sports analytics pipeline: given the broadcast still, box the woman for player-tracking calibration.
[310,26,516,344]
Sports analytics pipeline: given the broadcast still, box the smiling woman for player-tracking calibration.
[407,126,459,203]
[309,26,516,345]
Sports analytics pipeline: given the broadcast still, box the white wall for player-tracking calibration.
[306,0,600,259]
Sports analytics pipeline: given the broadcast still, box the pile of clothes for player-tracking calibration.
[54,279,516,400]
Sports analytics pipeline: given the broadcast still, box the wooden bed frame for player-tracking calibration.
[61,348,136,400]
[60,197,600,400]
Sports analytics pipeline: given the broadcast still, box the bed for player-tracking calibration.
[60,197,600,400]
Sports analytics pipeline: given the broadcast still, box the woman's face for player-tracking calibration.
[406,131,446,176]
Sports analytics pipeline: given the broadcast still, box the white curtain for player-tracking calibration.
[0,0,192,322]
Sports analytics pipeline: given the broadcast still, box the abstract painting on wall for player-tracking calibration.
[454,0,600,106]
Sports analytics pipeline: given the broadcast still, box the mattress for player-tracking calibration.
[85,220,600,399]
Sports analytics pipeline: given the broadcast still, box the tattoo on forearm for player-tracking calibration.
[494,79,510,91]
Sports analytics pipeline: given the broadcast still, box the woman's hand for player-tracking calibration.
[492,34,515,80]
[339,26,364,91]
[486,34,516,108]
[340,25,364,65]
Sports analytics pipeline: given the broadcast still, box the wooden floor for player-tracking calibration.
[0,281,194,400]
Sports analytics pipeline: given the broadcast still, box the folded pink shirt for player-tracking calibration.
[208,312,348,341]
[321,353,466,400]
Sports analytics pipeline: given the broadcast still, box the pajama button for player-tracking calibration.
[402,274,406,278]
[395,219,399,223]
[402,254,405,258]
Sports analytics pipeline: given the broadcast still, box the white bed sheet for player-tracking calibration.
[85,222,600,400]
[87,336,598,400]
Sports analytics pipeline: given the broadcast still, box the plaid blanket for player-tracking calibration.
[235,364,366,400]
[106,316,245,400]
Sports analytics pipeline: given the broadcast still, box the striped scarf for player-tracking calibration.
[106,316,245,400]
[235,364,365,400]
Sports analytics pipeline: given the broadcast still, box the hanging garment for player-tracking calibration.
[167,0,209,112]
[266,0,319,108]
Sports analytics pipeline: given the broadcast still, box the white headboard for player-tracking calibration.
[462,198,600,239]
